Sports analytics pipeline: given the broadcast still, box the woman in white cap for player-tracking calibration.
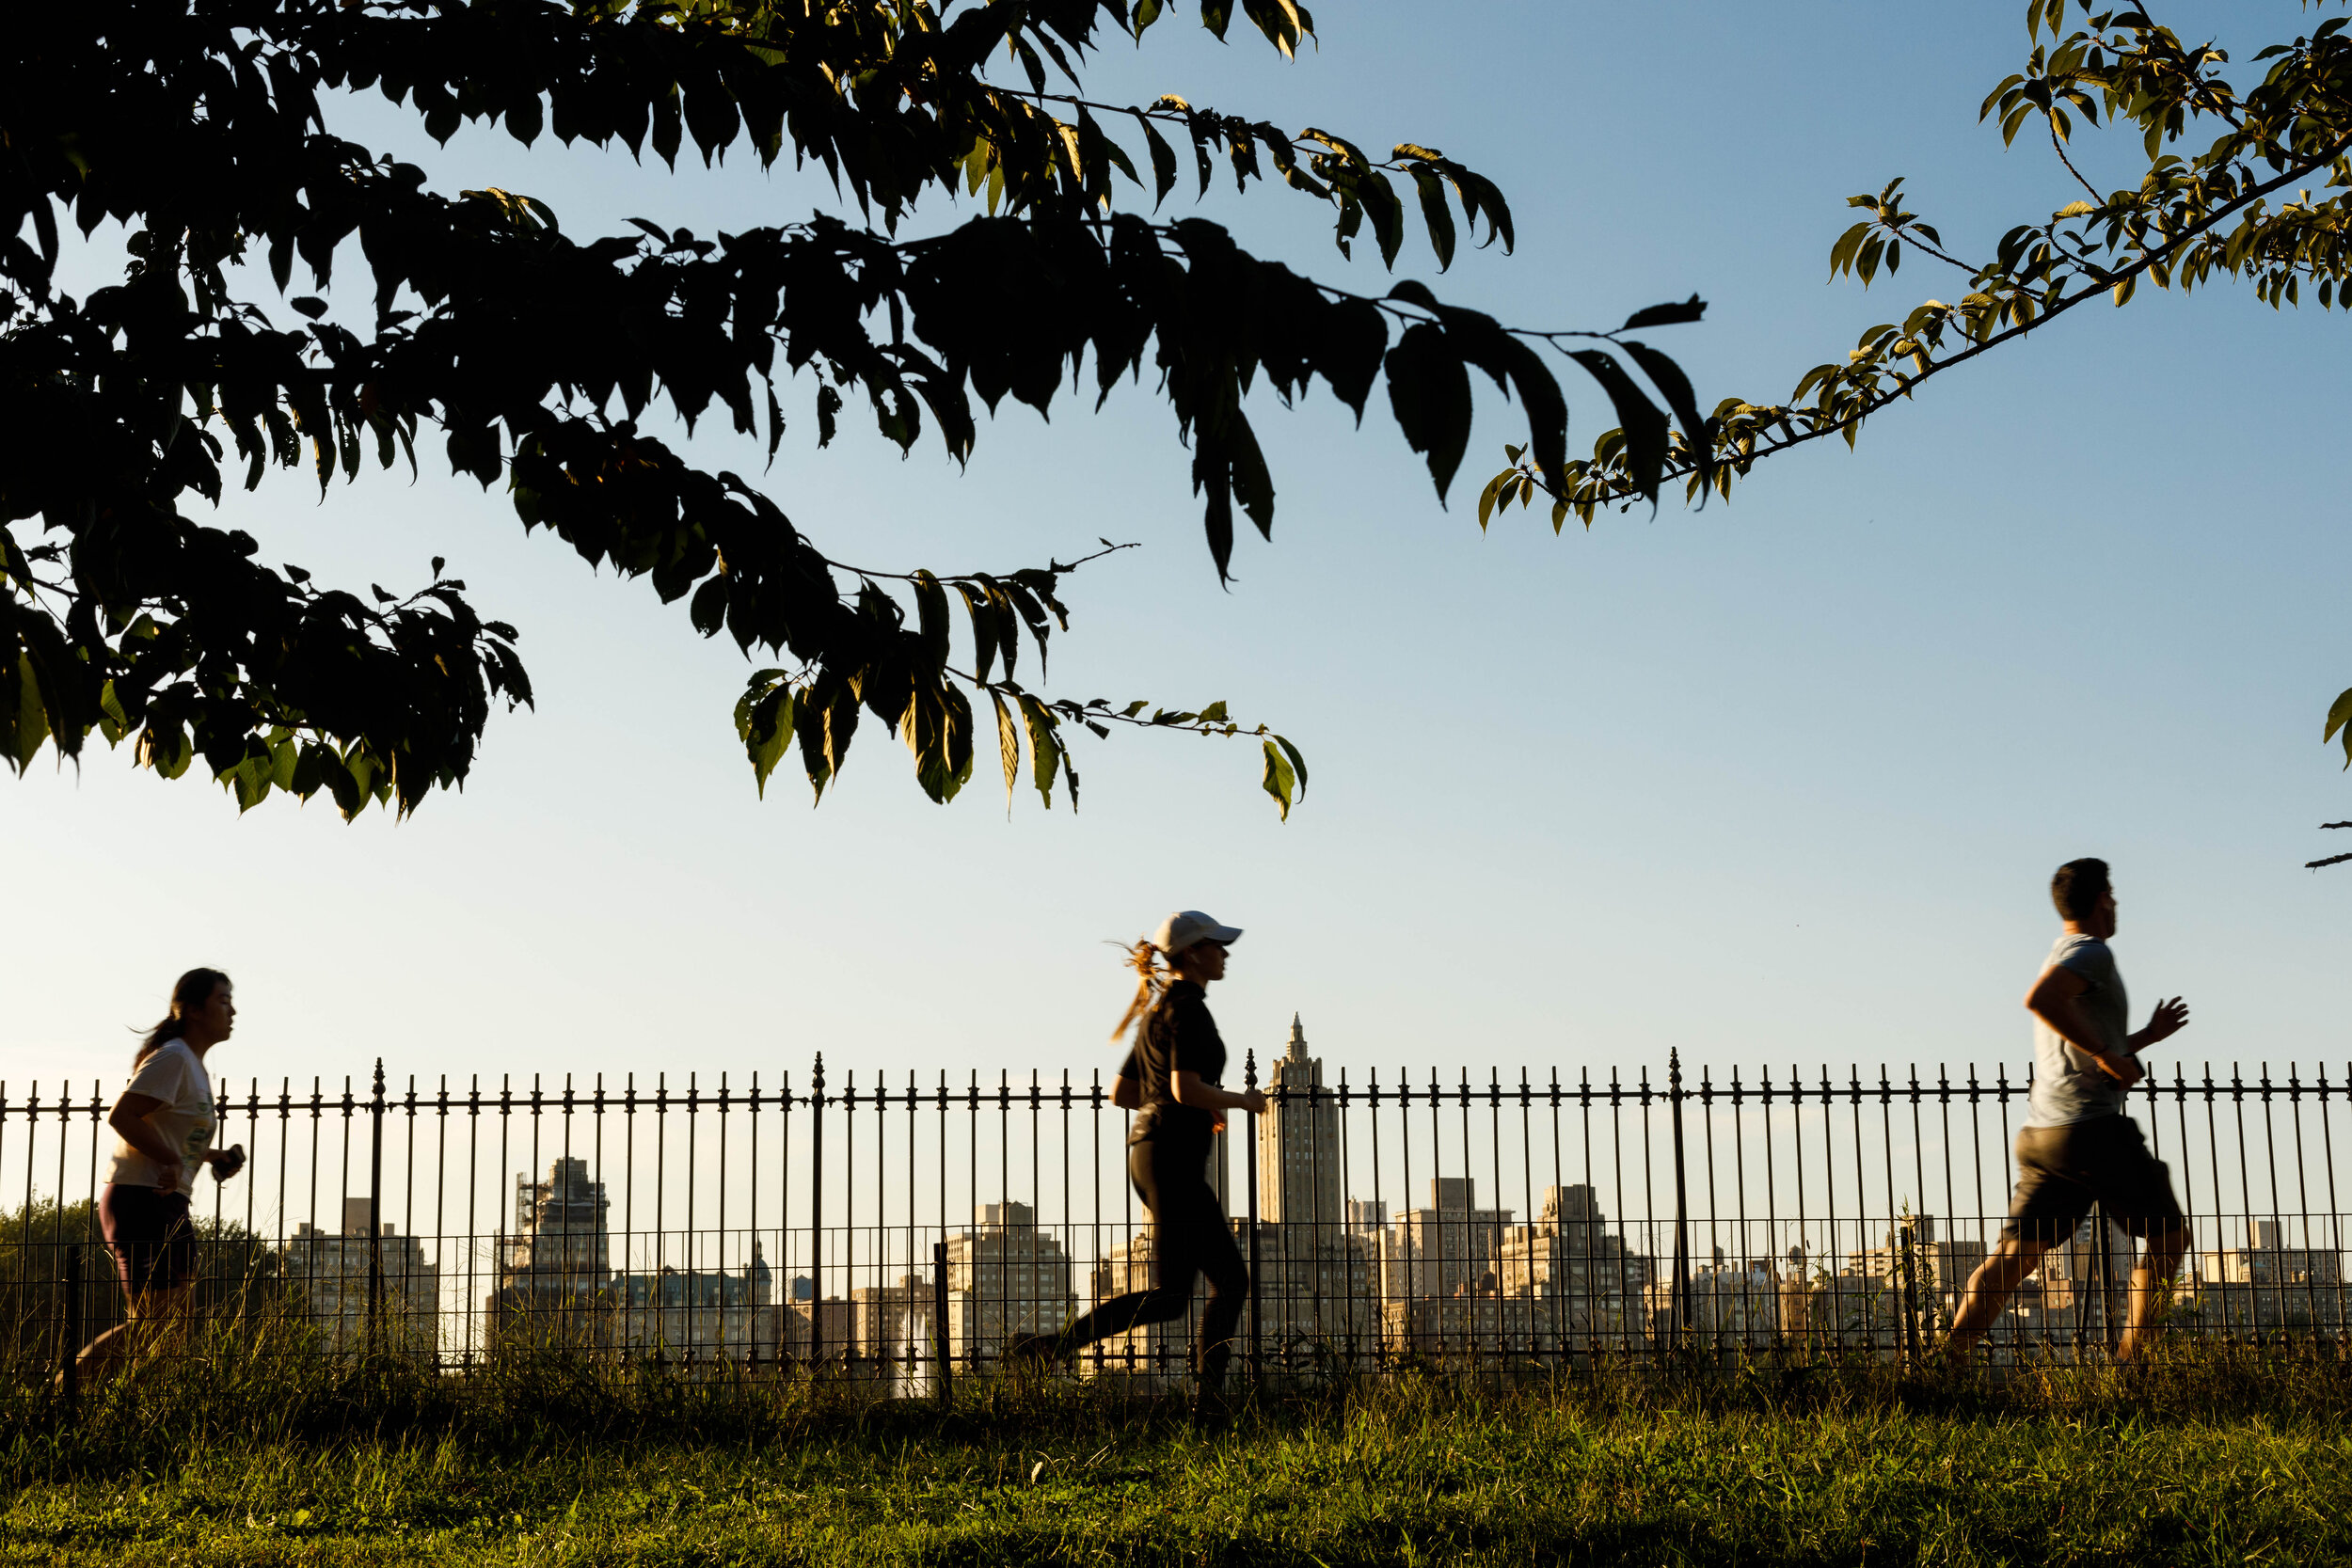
[1009,911,1266,1405]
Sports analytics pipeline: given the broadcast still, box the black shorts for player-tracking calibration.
[100,1182,197,1298]
[2001,1116,2185,1244]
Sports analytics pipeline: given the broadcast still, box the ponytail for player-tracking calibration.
[134,968,230,1069]
[1109,941,1169,1042]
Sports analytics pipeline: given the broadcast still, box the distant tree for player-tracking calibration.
[1,0,1713,819]
[0,1194,281,1359]
[1478,1,2352,850]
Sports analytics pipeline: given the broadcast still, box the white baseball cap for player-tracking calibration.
[1152,910,1242,955]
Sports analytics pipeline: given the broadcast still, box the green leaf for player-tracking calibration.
[911,571,950,673]
[2328,687,2352,767]
[1275,734,1307,793]
[1362,172,1406,269]
[955,581,1000,685]
[796,673,858,803]
[1018,693,1061,809]
[689,575,728,637]
[1134,111,1178,209]
[941,684,976,802]
[96,679,129,745]
[993,690,1022,809]
[898,682,953,800]
[1476,467,1511,531]
[1261,736,1298,820]
[743,683,795,799]
[1407,166,1456,271]
[2,652,46,771]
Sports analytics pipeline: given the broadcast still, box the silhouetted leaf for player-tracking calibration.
[1385,323,1472,499]
[1567,350,1669,503]
[1621,295,1708,330]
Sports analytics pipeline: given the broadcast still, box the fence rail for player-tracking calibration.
[6,1038,2349,1392]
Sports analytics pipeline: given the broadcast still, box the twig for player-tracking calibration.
[819,539,1138,584]
[2306,852,2352,869]
[949,669,1268,736]
[1889,227,1987,278]
[2051,120,2105,207]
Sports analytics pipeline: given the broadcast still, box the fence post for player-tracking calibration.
[367,1058,385,1352]
[2093,1202,2121,1356]
[1898,1227,1919,1368]
[61,1243,80,1408]
[932,1239,952,1407]
[808,1053,825,1371]
[1245,1047,1262,1393]
[1668,1050,1692,1347]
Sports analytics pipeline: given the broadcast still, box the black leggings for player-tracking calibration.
[1058,1137,1248,1386]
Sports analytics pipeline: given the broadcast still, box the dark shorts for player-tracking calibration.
[2002,1116,2185,1243]
[100,1183,196,1298]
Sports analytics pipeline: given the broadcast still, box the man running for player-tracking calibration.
[1944,858,2191,1363]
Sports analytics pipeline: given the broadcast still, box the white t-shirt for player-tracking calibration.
[106,1039,216,1191]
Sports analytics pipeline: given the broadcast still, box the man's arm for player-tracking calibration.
[2024,966,2142,1086]
[2129,997,2191,1053]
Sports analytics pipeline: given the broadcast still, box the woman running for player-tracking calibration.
[1009,911,1265,1404]
[70,967,246,1386]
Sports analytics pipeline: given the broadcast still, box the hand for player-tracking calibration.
[1237,1089,1269,1117]
[153,1159,185,1196]
[210,1144,246,1183]
[2138,996,2190,1048]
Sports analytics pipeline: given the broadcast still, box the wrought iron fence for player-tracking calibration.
[6,1034,2349,1394]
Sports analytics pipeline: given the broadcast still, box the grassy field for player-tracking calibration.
[7,1353,2352,1563]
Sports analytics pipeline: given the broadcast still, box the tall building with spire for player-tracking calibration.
[1248,1016,1376,1363]
[1257,1015,1343,1232]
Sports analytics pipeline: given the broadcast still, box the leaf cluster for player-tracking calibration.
[1485,1,2352,518]
[1,0,1707,818]
[1477,1,2352,789]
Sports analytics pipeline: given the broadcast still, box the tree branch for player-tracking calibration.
[819,539,1138,585]
[1538,124,2352,507]
[2050,119,2105,206]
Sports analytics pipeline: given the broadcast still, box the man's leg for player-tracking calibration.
[2116,1225,2187,1363]
[1942,1236,2058,1361]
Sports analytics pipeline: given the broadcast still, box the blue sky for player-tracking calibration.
[7,0,2346,1105]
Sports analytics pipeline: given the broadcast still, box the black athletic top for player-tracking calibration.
[1117,980,1227,1152]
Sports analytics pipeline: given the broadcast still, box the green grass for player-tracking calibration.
[8,1348,2352,1563]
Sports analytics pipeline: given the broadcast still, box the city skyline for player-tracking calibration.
[294,1017,2352,1372]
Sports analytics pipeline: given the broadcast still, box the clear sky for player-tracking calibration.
[7,0,2345,1105]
